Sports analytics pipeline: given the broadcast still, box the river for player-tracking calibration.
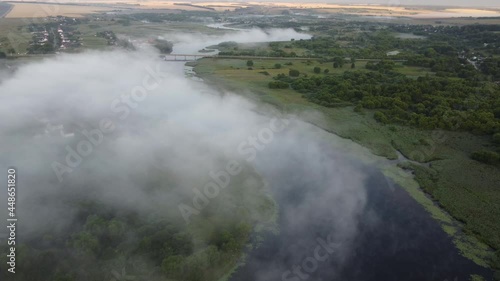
[168,31,493,280]
[228,125,492,281]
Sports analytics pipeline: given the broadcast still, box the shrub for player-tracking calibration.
[471,150,500,165]
[268,81,289,89]
[354,105,363,113]
[289,69,300,77]
[493,133,500,145]
[374,111,389,124]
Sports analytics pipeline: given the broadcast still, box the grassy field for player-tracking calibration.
[193,57,500,273]
[5,2,112,18]
[0,18,33,54]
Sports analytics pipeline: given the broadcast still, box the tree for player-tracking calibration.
[333,57,344,68]
[162,255,184,277]
[374,111,389,124]
[274,63,282,69]
[289,69,300,77]
[493,133,500,145]
[70,232,99,255]
[471,150,500,165]
[313,66,321,74]
[269,81,289,89]
[154,39,173,54]
[324,69,329,74]
[351,63,355,69]
[246,60,254,67]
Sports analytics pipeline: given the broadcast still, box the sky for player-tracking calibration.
[333,0,499,7]
[191,0,499,8]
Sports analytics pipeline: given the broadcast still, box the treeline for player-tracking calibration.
[390,24,500,49]
[218,49,298,57]
[273,65,500,136]
[271,59,500,165]
[289,24,500,81]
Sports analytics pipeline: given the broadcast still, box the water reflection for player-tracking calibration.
[230,123,491,281]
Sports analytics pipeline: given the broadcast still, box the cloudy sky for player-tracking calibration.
[189,0,499,7]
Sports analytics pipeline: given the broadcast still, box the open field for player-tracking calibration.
[0,18,33,54]
[3,1,500,19]
[4,2,113,18]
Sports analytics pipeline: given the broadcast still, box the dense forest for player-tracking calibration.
[267,24,500,166]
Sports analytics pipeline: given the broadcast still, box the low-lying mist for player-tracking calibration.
[164,27,311,54]
[0,48,367,281]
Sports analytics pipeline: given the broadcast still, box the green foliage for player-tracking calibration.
[275,70,500,136]
[27,43,54,54]
[333,57,344,68]
[353,105,363,113]
[324,69,329,74]
[246,60,254,67]
[217,41,238,48]
[162,255,184,277]
[274,63,282,69]
[268,81,289,89]
[471,150,500,165]
[154,39,173,54]
[289,69,300,77]
[493,133,500,145]
[366,60,395,72]
[70,231,99,256]
[313,66,321,74]
[374,111,389,124]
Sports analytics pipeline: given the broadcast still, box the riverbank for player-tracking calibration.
[191,58,500,278]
